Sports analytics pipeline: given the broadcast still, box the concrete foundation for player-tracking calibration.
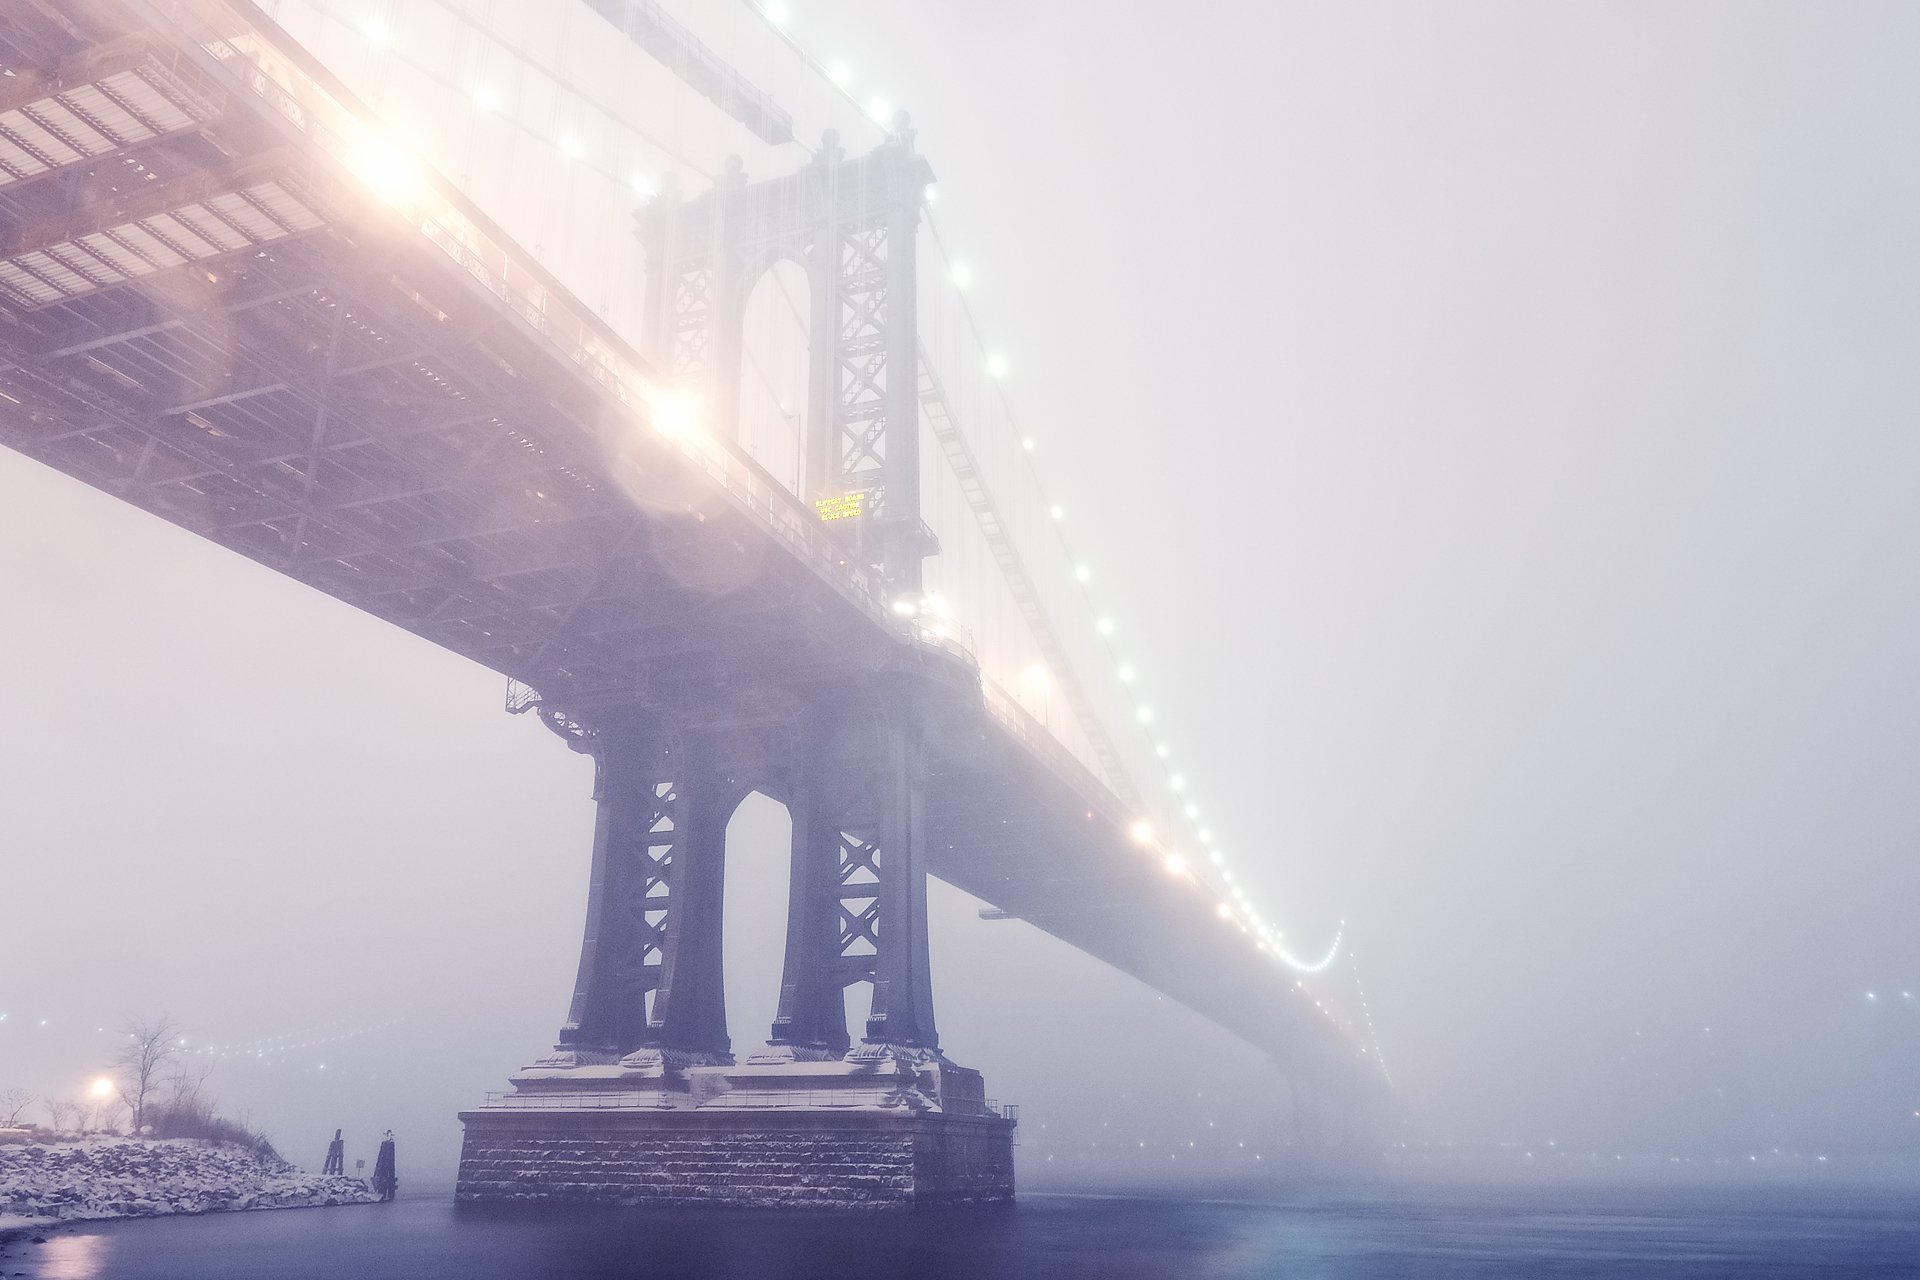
[455,1051,1015,1208]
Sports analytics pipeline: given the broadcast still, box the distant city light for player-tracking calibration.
[1129,820,1153,845]
[890,596,918,617]
[1164,853,1186,876]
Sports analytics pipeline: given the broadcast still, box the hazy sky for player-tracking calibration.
[5,1,1919,1183]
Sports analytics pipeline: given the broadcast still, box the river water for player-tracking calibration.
[4,1183,1916,1278]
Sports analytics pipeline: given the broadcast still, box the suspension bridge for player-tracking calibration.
[0,0,1386,1204]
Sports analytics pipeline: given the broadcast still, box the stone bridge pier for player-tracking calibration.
[456,661,1016,1208]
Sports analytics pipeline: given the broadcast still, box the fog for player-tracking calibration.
[5,1,1918,1189]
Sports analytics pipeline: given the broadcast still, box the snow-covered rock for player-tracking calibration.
[0,1137,377,1230]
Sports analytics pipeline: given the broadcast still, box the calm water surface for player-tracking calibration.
[3,1184,1915,1279]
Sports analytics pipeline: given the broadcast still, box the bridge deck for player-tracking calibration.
[0,0,1369,1082]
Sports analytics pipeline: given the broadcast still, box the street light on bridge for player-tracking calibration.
[647,386,702,440]
[350,127,424,207]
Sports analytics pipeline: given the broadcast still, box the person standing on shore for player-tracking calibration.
[372,1130,397,1202]
[322,1129,345,1176]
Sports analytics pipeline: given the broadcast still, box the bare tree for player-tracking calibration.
[165,1061,215,1110]
[111,1016,181,1134]
[43,1097,77,1132]
[153,1061,217,1136]
[0,1088,33,1126]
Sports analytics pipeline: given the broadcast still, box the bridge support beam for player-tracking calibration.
[766,682,938,1057]
[550,722,680,1060]
[549,721,735,1066]
[646,764,736,1061]
[766,710,853,1055]
[861,690,938,1050]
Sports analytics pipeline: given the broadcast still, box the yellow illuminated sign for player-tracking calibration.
[815,493,866,522]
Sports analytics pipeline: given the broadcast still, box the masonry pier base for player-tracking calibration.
[456,1055,1015,1208]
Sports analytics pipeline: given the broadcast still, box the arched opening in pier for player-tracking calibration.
[721,789,793,1055]
[736,258,810,499]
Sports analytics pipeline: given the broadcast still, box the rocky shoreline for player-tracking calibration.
[0,1136,377,1239]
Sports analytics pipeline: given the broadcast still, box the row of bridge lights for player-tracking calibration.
[347,5,1347,994]
[742,1,1353,983]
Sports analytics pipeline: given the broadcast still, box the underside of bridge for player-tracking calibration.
[0,0,1380,1207]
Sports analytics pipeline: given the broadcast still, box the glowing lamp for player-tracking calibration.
[351,129,425,206]
[646,385,701,439]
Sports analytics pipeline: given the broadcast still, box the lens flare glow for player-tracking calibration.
[647,385,701,439]
[350,129,424,206]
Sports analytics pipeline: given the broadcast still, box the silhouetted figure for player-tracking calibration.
[372,1130,397,1202]
[323,1129,345,1175]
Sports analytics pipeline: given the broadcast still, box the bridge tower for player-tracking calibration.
[457,126,1012,1208]
[638,119,934,593]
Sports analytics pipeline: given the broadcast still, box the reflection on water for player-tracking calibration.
[5,1184,1919,1280]
[30,1232,104,1280]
